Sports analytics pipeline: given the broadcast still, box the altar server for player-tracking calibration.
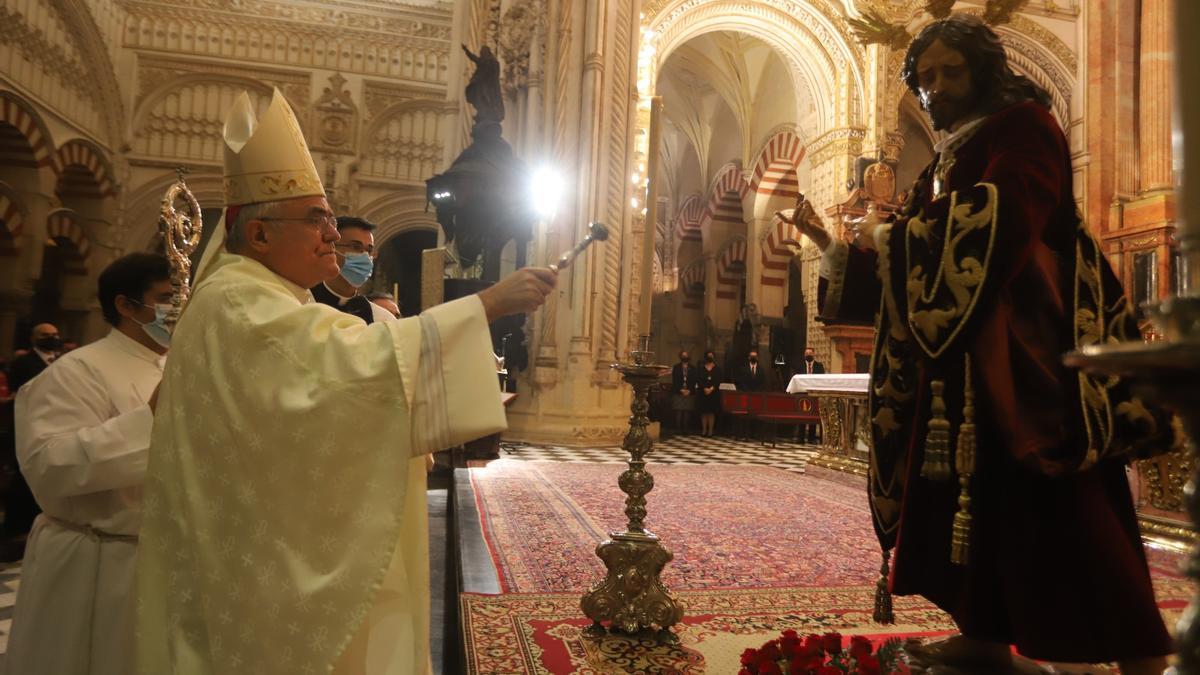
[9,253,172,675]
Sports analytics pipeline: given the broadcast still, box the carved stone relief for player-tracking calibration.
[135,55,311,113]
[120,0,452,84]
[498,0,546,96]
[360,99,450,184]
[0,4,107,137]
[311,73,359,155]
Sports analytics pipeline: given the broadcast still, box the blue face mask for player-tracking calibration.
[340,252,374,287]
[133,303,172,348]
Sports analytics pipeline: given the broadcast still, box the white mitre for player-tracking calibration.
[192,89,324,284]
[223,88,324,207]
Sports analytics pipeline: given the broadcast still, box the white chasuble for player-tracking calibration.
[136,252,505,675]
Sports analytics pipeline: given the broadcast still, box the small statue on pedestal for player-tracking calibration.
[463,45,504,128]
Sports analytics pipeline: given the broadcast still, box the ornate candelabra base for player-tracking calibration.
[580,350,683,643]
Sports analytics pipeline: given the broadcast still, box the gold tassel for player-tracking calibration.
[951,355,976,566]
[873,548,895,624]
[920,380,953,480]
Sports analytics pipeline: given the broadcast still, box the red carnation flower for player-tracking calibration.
[821,632,843,654]
[758,661,784,675]
[742,648,760,667]
[849,635,873,659]
[855,653,881,675]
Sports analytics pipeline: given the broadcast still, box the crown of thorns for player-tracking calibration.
[848,0,1029,49]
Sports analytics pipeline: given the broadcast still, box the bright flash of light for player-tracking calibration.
[530,166,564,219]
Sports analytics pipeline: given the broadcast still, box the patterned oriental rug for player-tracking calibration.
[464,460,1191,673]
[461,578,1192,674]
[469,460,883,593]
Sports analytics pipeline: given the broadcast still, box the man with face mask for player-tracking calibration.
[784,14,1178,674]
[8,252,171,675]
[7,324,63,394]
[310,216,393,324]
[2,323,64,546]
[734,348,767,393]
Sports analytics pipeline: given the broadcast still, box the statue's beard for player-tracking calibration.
[925,94,974,132]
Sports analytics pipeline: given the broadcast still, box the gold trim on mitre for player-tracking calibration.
[223,89,324,207]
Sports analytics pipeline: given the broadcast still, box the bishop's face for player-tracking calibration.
[915,39,975,132]
[258,195,341,289]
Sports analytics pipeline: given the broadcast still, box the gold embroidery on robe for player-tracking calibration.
[905,183,1000,359]
[1072,214,1174,469]
[868,221,914,542]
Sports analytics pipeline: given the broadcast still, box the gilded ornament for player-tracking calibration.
[951,355,976,565]
[846,0,1033,51]
[158,168,203,330]
[863,161,897,204]
[920,380,953,481]
[581,358,683,641]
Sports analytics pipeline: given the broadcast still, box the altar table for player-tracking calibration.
[787,374,870,475]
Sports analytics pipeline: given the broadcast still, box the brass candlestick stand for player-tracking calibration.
[580,336,684,642]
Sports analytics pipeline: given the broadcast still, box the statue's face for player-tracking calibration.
[915,39,974,131]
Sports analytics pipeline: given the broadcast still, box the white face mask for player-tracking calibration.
[133,302,173,348]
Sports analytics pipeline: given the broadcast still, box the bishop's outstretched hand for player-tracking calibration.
[478,267,557,323]
[777,193,832,253]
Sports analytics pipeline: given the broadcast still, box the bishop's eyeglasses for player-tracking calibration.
[257,214,338,231]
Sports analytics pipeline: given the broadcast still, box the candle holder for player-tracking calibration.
[580,335,683,642]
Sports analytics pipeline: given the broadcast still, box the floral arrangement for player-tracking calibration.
[738,630,910,675]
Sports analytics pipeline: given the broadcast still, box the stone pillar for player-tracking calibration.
[19,190,53,286]
[1139,0,1175,194]
[745,216,769,315]
[502,0,641,446]
[0,289,32,357]
[1115,0,1141,200]
[703,253,718,326]
[1084,0,1140,230]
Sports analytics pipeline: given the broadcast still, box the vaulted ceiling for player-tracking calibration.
[656,31,810,197]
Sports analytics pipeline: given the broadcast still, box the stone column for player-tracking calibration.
[745,216,768,315]
[1115,0,1141,200]
[1139,0,1175,194]
[703,253,718,326]
[0,289,32,357]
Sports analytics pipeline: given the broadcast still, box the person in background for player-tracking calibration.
[7,324,62,394]
[670,350,697,435]
[310,216,393,324]
[2,323,62,548]
[800,346,826,375]
[734,347,767,392]
[367,291,401,319]
[8,253,171,675]
[795,346,826,444]
[697,350,722,438]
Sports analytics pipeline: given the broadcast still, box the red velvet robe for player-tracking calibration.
[820,101,1177,662]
